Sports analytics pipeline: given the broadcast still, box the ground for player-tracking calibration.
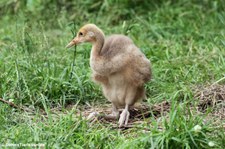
[0,0,225,148]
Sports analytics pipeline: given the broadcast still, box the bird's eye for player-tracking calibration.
[79,32,83,36]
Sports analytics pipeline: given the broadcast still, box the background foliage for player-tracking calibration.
[0,0,224,148]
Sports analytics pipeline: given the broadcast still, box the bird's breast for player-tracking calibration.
[102,73,127,106]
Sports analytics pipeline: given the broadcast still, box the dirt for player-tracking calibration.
[77,84,225,129]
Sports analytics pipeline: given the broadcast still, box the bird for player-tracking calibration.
[66,24,151,127]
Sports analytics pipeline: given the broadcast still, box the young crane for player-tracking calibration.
[66,24,151,127]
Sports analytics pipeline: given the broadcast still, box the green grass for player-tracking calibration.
[0,0,225,148]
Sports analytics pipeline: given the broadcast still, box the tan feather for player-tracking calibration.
[66,24,152,127]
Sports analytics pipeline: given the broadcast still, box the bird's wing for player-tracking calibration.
[126,53,151,86]
[92,53,131,75]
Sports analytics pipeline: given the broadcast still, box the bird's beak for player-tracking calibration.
[66,38,79,48]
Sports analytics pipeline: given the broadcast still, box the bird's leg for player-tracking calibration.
[104,103,119,120]
[119,86,137,127]
[111,103,119,117]
[118,104,130,127]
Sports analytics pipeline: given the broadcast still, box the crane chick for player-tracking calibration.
[66,24,151,127]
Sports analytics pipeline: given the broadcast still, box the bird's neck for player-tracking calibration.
[91,31,105,58]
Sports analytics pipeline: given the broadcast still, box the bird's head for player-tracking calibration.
[66,24,104,48]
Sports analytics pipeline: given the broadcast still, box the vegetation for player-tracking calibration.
[0,0,224,148]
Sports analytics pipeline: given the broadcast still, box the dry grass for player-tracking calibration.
[73,84,225,130]
[194,84,225,128]
[2,83,224,130]
[76,101,170,130]
[195,84,225,114]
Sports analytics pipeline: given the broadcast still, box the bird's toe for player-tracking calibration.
[109,111,119,118]
[118,110,130,127]
[87,111,99,121]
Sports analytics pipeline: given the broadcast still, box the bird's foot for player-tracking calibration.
[105,111,119,120]
[87,111,99,121]
[110,111,119,117]
[118,109,130,127]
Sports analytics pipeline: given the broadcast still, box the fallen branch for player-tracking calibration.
[0,98,32,112]
[0,98,21,109]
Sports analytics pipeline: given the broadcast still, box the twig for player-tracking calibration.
[69,45,77,82]
[0,98,20,109]
[69,22,77,82]
[0,98,33,112]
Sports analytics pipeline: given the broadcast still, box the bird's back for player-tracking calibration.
[100,34,134,58]
[99,34,151,86]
